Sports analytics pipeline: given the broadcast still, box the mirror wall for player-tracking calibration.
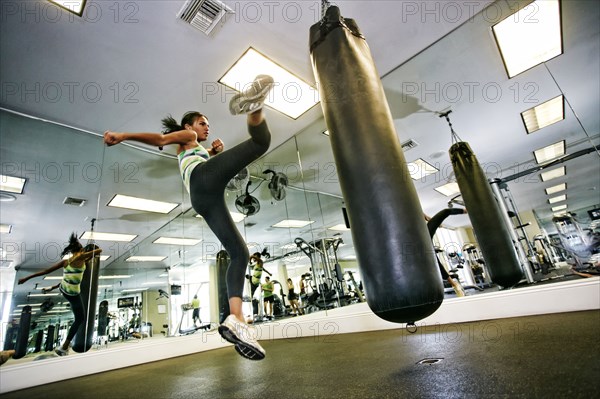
[2,0,598,367]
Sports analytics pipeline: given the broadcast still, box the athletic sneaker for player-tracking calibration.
[54,347,69,356]
[218,314,266,360]
[229,75,275,115]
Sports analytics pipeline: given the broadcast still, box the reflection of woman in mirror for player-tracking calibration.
[103,75,274,360]
[286,278,303,316]
[18,233,102,356]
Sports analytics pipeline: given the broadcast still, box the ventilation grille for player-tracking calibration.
[401,139,419,151]
[63,197,87,207]
[178,0,233,36]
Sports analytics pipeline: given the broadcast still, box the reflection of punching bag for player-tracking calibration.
[97,300,109,336]
[45,325,56,352]
[72,244,101,353]
[216,250,230,324]
[13,305,32,359]
[450,142,522,287]
[310,6,443,323]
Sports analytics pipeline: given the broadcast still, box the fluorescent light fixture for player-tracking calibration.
[540,166,565,182]
[17,303,42,307]
[0,224,12,234]
[548,194,567,204]
[280,243,298,250]
[328,224,351,231]
[522,96,564,133]
[343,255,357,260]
[122,288,148,293]
[434,182,461,197]
[219,47,318,119]
[62,253,110,261]
[0,175,26,194]
[98,285,112,288]
[407,159,439,180]
[552,204,567,212]
[545,183,566,195]
[48,0,86,16]
[43,276,63,280]
[47,309,70,313]
[229,212,247,223]
[153,237,201,246]
[129,256,169,263]
[142,281,165,285]
[107,194,179,214]
[80,231,137,242]
[322,130,330,136]
[272,220,315,228]
[28,293,60,297]
[99,275,132,280]
[492,0,562,78]
[534,140,566,164]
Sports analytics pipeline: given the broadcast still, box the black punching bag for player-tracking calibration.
[13,305,32,359]
[310,6,443,323]
[72,244,101,352]
[450,142,522,287]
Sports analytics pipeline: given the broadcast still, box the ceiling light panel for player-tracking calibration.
[0,224,12,234]
[434,182,461,197]
[534,140,565,164]
[539,166,565,182]
[108,194,179,214]
[492,0,563,78]
[522,96,564,133]
[126,256,167,262]
[220,48,318,119]
[0,175,26,194]
[552,204,567,212]
[407,159,439,180]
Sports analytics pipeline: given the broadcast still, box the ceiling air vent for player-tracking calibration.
[63,197,87,207]
[178,0,234,36]
[401,139,419,151]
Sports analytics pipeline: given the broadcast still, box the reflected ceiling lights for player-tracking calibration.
[153,237,202,246]
[272,220,315,228]
[545,183,566,195]
[0,174,26,194]
[328,224,350,231]
[534,140,565,164]
[548,194,567,204]
[492,0,562,78]
[0,224,12,234]
[126,256,167,262]
[219,47,318,119]
[522,96,564,134]
[80,231,137,242]
[539,166,565,182]
[107,194,179,214]
[552,204,567,212]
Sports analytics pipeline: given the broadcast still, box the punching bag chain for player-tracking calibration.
[320,0,331,20]
[439,110,462,144]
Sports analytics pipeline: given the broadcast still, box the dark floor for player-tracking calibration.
[3,310,599,399]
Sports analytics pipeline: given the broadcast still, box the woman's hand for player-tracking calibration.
[103,131,123,146]
[211,139,224,154]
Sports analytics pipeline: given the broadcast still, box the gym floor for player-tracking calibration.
[2,310,598,399]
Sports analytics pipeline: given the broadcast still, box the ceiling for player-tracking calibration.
[1,0,599,315]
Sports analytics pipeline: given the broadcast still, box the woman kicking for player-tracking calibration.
[103,75,274,360]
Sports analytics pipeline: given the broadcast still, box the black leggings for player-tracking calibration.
[189,120,271,299]
[62,291,85,342]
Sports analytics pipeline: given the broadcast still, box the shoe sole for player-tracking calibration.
[218,325,266,361]
[229,80,274,115]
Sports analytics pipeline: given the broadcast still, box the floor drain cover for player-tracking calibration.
[417,358,443,365]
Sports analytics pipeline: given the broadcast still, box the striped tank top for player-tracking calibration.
[60,260,86,296]
[178,146,210,193]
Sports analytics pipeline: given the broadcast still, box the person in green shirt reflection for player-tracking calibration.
[191,295,201,327]
[261,276,275,320]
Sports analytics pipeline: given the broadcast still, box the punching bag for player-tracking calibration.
[72,244,101,353]
[13,305,32,359]
[450,142,522,287]
[216,250,230,324]
[310,6,443,323]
